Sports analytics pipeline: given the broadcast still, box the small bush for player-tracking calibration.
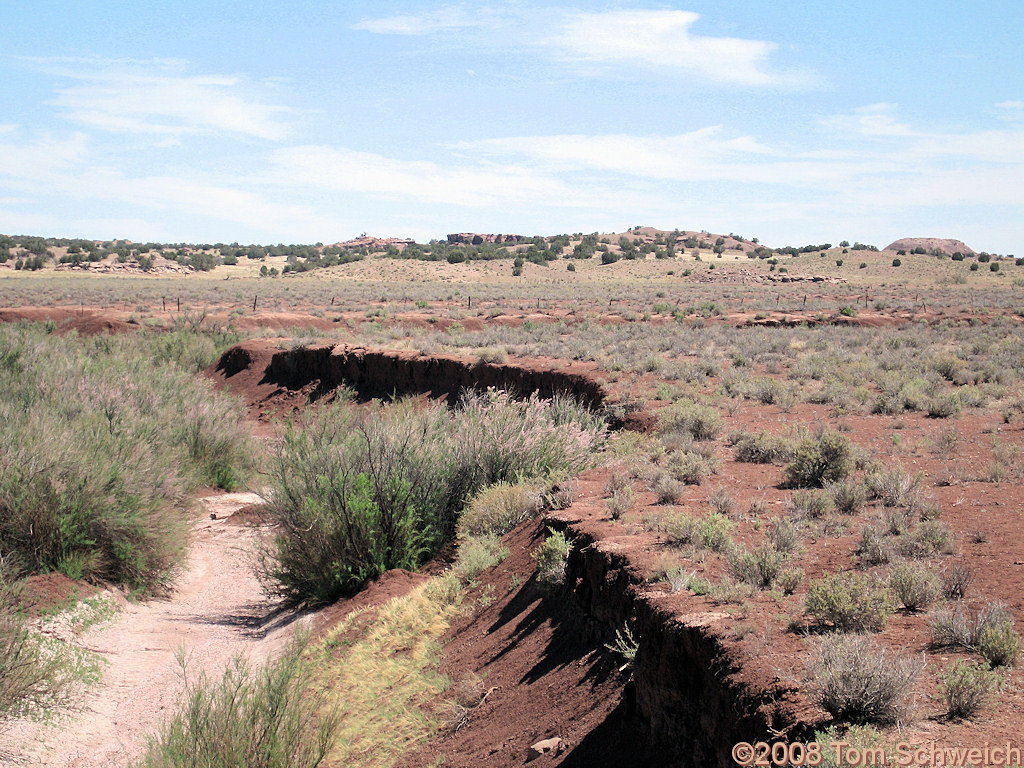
[899,520,954,558]
[534,529,572,590]
[927,393,962,419]
[888,560,941,612]
[942,563,973,600]
[729,545,784,589]
[452,535,509,584]
[657,402,723,441]
[606,486,636,520]
[866,467,924,510]
[940,660,1001,719]
[826,478,867,515]
[766,517,801,554]
[733,430,794,464]
[786,489,835,520]
[666,451,714,485]
[806,571,893,631]
[810,634,922,725]
[786,430,855,488]
[857,525,895,566]
[664,512,734,552]
[776,567,804,595]
[458,482,543,539]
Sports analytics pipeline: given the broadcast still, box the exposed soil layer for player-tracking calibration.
[208,341,612,421]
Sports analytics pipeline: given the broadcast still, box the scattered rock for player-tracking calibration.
[527,737,565,761]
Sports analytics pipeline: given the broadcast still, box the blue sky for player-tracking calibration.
[1,1,1022,252]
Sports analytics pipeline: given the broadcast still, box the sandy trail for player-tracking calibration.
[1,492,304,768]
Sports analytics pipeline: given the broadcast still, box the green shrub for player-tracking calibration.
[457,482,543,539]
[786,430,855,488]
[533,529,572,589]
[136,634,338,768]
[0,325,253,590]
[786,489,834,520]
[940,660,1001,719]
[664,512,734,552]
[927,392,962,418]
[665,451,713,485]
[811,634,922,724]
[806,571,893,631]
[264,392,604,605]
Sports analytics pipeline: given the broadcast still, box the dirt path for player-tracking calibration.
[1,492,304,768]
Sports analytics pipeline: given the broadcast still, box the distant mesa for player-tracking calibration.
[884,237,975,256]
[333,235,415,251]
[447,233,526,245]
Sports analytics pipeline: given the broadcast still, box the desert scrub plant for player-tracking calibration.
[533,529,572,590]
[785,489,834,520]
[732,430,794,464]
[942,563,973,600]
[657,401,722,441]
[825,478,868,515]
[806,572,894,632]
[865,467,924,510]
[263,391,604,605]
[605,485,636,520]
[0,324,253,590]
[728,545,785,589]
[451,535,509,584]
[137,635,338,768]
[939,660,1001,719]
[928,601,1021,666]
[887,560,941,612]
[785,430,855,488]
[664,450,717,485]
[810,634,922,725]
[457,481,543,539]
[664,512,734,553]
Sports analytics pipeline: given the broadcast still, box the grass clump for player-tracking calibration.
[786,430,855,488]
[939,660,1001,719]
[136,634,338,768]
[810,634,922,725]
[806,572,893,632]
[664,512,734,552]
[457,481,543,539]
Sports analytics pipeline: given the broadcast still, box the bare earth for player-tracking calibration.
[0,492,304,768]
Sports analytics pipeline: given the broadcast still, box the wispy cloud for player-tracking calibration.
[29,57,291,141]
[267,144,631,210]
[352,5,489,35]
[551,10,803,86]
[352,6,811,87]
[819,103,916,138]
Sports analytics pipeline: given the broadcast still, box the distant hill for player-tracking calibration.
[885,237,975,255]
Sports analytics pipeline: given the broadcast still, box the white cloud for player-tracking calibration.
[819,103,916,137]
[32,58,291,141]
[352,5,487,35]
[267,144,630,210]
[552,10,802,86]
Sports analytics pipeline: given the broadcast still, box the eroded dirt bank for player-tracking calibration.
[209,341,613,420]
[401,471,823,768]
[0,493,305,768]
